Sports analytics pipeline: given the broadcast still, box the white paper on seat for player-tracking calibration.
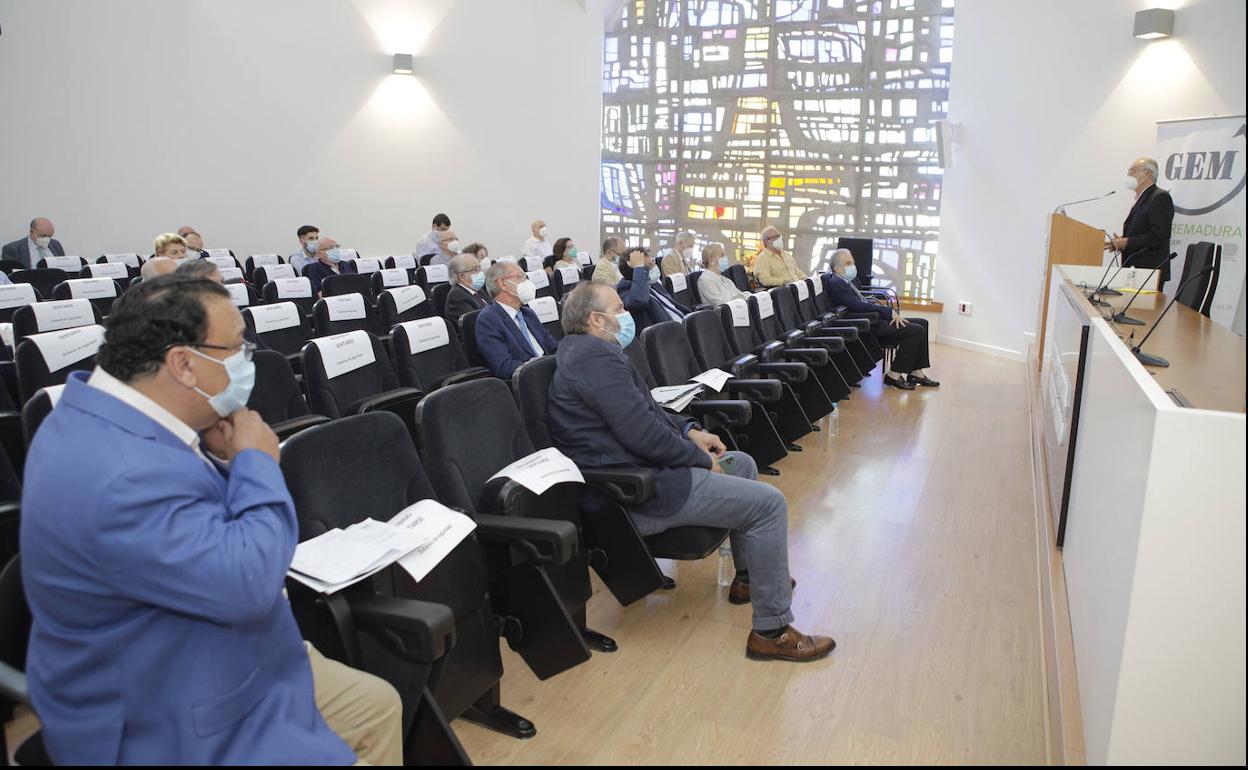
[206,248,232,259]
[263,264,296,281]
[792,280,809,301]
[225,283,251,307]
[526,270,550,289]
[42,383,67,406]
[390,254,417,270]
[104,253,141,267]
[311,330,376,379]
[250,253,281,266]
[423,264,449,284]
[0,283,38,310]
[0,323,13,349]
[246,302,302,334]
[354,258,382,274]
[288,527,405,592]
[379,268,409,287]
[668,272,688,293]
[650,383,704,412]
[325,293,367,321]
[690,368,734,391]
[812,277,823,295]
[496,255,518,264]
[397,318,450,354]
[66,278,117,300]
[219,267,244,283]
[578,251,593,266]
[487,447,584,495]
[338,248,359,262]
[387,285,427,315]
[28,325,105,372]
[32,299,94,332]
[557,266,580,286]
[88,262,129,280]
[206,256,236,270]
[390,500,478,583]
[726,298,750,327]
[528,296,559,323]
[44,256,82,272]
[272,277,312,298]
[753,291,775,319]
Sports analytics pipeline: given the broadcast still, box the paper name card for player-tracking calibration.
[812,277,823,295]
[250,253,281,266]
[668,272,688,293]
[325,293,367,321]
[753,291,774,319]
[423,264,449,284]
[32,299,95,331]
[104,253,141,267]
[726,298,750,327]
[398,317,450,354]
[206,256,236,270]
[528,296,559,323]
[690,368,734,391]
[0,323,12,349]
[219,267,244,283]
[246,302,302,334]
[206,248,232,259]
[792,280,809,301]
[0,283,38,310]
[496,255,518,264]
[28,324,105,372]
[338,248,360,262]
[526,269,550,289]
[578,251,593,266]
[88,262,129,280]
[225,283,251,307]
[557,266,580,286]
[272,277,312,298]
[387,285,427,315]
[379,268,409,287]
[66,278,117,300]
[44,256,82,272]
[262,264,296,280]
[487,447,584,495]
[354,258,382,274]
[311,330,376,379]
[650,383,704,413]
[390,254,417,270]
[389,500,478,583]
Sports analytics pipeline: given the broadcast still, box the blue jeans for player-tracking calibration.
[628,451,794,631]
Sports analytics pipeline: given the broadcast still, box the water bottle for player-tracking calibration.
[716,542,733,587]
[828,406,839,438]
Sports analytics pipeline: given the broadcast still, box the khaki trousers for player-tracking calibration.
[306,642,404,766]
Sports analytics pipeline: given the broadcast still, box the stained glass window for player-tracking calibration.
[601,0,954,300]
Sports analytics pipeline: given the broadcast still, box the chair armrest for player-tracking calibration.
[346,387,424,416]
[818,324,860,342]
[432,367,492,390]
[831,315,872,333]
[754,361,808,383]
[775,346,830,367]
[783,329,806,346]
[724,378,783,401]
[474,513,578,566]
[0,660,27,705]
[348,594,457,663]
[840,310,880,324]
[272,414,331,443]
[797,334,846,354]
[727,353,760,377]
[688,398,752,425]
[581,467,655,505]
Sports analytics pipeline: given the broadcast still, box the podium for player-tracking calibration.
[1035,213,1105,369]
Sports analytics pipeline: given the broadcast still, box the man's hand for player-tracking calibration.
[709,455,723,474]
[689,428,727,459]
[1109,236,1128,252]
[627,250,646,268]
[890,315,909,329]
[209,409,280,464]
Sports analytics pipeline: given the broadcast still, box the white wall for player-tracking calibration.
[0,0,605,260]
[937,0,1246,357]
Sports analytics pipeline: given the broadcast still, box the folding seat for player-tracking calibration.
[686,270,705,305]
[223,281,261,309]
[770,285,865,386]
[416,263,451,293]
[203,247,237,262]
[734,293,850,402]
[348,257,384,278]
[0,260,27,276]
[391,317,491,393]
[0,283,39,325]
[97,253,144,270]
[20,384,66,446]
[15,324,104,403]
[253,263,297,294]
[525,268,555,300]
[526,296,564,341]
[430,283,454,318]
[0,450,19,568]
[371,267,412,299]
[384,254,420,285]
[9,268,68,299]
[312,293,382,338]
[416,377,614,654]
[82,260,134,290]
[803,274,883,362]
[301,330,422,440]
[0,380,24,491]
[749,291,852,401]
[322,273,376,302]
[202,253,242,273]
[579,265,595,282]
[659,271,694,308]
[457,309,487,369]
[243,302,313,370]
[52,277,122,316]
[35,256,86,275]
[282,412,585,741]
[11,298,102,346]
[245,350,329,441]
[244,253,283,282]
[0,556,52,765]
[261,275,317,320]
[788,278,877,375]
[378,285,436,329]
[550,264,581,301]
[723,263,751,292]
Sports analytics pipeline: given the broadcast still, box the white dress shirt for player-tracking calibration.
[414,230,441,258]
[696,271,747,305]
[521,236,551,261]
[29,237,52,265]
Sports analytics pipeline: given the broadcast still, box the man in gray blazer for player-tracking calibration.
[3,217,65,268]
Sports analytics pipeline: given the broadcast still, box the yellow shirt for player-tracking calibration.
[752,248,806,287]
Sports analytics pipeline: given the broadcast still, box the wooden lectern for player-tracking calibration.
[1036,213,1106,369]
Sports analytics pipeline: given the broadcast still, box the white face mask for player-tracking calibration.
[769,236,785,251]
[538,226,548,239]
[513,278,537,304]
[34,236,52,248]
[1123,173,1141,191]
[681,247,695,262]
[446,239,461,253]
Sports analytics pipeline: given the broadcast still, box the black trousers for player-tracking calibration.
[873,317,930,374]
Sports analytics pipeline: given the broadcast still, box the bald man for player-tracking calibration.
[140,257,178,281]
[1106,157,1175,286]
[521,220,551,262]
[4,217,65,269]
[752,225,806,287]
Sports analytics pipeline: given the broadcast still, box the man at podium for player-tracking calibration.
[1105,157,1175,285]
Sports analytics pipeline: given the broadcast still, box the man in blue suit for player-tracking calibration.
[475,260,558,378]
[2,217,65,268]
[615,246,691,334]
[20,275,401,764]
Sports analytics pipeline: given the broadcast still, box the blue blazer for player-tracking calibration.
[20,372,354,765]
[303,259,358,294]
[474,300,558,379]
[547,333,710,515]
[824,273,893,321]
[616,266,691,334]
[2,237,65,269]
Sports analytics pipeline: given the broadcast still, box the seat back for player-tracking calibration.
[203,253,242,273]
[683,309,737,371]
[371,267,412,297]
[580,265,595,282]
[223,281,260,309]
[0,260,28,275]
[52,278,122,315]
[686,270,704,305]
[623,338,659,388]
[431,283,453,318]
[245,253,283,281]
[322,272,376,301]
[0,556,30,684]
[302,331,396,418]
[243,302,312,357]
[247,350,312,424]
[348,257,384,279]
[15,325,105,403]
[262,276,316,318]
[10,268,69,299]
[1176,241,1221,317]
[82,261,134,289]
[792,277,821,323]
[835,236,874,288]
[391,317,479,391]
[748,290,786,343]
[313,293,381,338]
[385,254,419,273]
[511,355,558,449]
[724,263,751,292]
[639,320,701,386]
[770,285,806,333]
[551,265,581,301]
[377,285,434,329]
[525,269,554,300]
[717,300,759,355]
[526,296,564,341]
[254,263,297,293]
[662,272,694,308]
[11,298,102,344]
[459,309,487,368]
[416,263,450,291]
[0,283,40,324]
[36,256,86,275]
[21,384,65,446]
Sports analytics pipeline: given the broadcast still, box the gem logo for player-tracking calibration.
[1163,123,1246,216]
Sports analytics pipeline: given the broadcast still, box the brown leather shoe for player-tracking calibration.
[746,626,836,662]
[728,576,796,605]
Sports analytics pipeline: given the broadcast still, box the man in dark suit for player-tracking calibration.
[475,261,557,378]
[302,237,358,295]
[1107,157,1175,285]
[3,217,65,268]
[546,281,835,662]
[444,253,490,322]
[826,249,939,391]
[616,247,690,334]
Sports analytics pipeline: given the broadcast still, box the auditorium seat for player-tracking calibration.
[243,302,313,370]
[312,293,382,338]
[321,273,376,302]
[662,271,696,308]
[430,283,453,319]
[785,280,876,375]
[526,296,564,341]
[245,350,329,441]
[416,264,450,292]
[244,253,283,282]
[52,278,123,316]
[729,294,848,403]
[9,268,69,300]
[0,284,40,325]
[769,285,864,385]
[203,253,242,273]
[20,384,65,446]
[15,325,104,404]
[35,256,86,275]
[391,318,491,393]
[812,273,884,362]
[378,285,436,329]
[253,263,297,294]
[0,556,51,766]
[525,269,555,301]
[11,298,103,346]
[0,260,27,276]
[371,267,413,297]
[301,330,422,441]
[550,264,581,301]
[749,291,852,400]
[82,261,134,290]
[723,263,751,292]
[457,310,487,369]
[262,276,317,320]
[223,281,261,309]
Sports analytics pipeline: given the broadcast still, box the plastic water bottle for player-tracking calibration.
[828,406,839,438]
[716,542,734,587]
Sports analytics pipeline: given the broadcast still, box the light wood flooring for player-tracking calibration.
[457,343,1048,765]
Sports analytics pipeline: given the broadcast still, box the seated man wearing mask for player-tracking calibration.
[426,229,461,266]
[752,225,807,287]
[290,225,321,274]
[695,242,748,305]
[178,227,205,258]
[444,253,490,322]
[414,213,451,258]
[826,248,939,390]
[302,237,357,295]
[521,220,551,262]
[20,275,402,764]
[593,236,625,284]
[475,261,558,379]
[548,282,836,662]
[660,230,697,276]
[3,217,65,269]
[616,246,691,335]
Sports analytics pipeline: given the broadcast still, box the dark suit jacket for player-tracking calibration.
[474,300,558,379]
[444,284,490,322]
[616,266,691,334]
[547,333,710,515]
[824,273,893,322]
[302,260,358,294]
[2,238,65,269]
[1122,185,1175,275]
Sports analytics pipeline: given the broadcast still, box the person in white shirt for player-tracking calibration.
[426,229,461,266]
[289,225,320,274]
[695,243,748,305]
[521,220,551,262]
[414,213,451,258]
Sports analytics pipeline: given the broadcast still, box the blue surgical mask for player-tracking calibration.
[470,272,485,290]
[304,240,319,254]
[610,311,635,348]
[843,265,858,282]
[326,248,342,263]
[718,256,730,271]
[648,266,661,282]
[186,347,256,417]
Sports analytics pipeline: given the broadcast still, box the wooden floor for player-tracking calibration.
[457,344,1048,765]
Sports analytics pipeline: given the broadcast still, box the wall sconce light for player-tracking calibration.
[392,53,414,74]
[1133,8,1175,40]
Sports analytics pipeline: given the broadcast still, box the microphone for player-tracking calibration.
[1054,189,1118,215]
[1130,265,1216,368]
[1110,252,1177,326]
[1090,255,1134,305]
[1085,254,1119,307]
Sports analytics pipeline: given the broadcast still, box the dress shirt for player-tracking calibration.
[30,237,52,265]
[512,306,544,356]
[592,258,623,284]
[414,230,441,258]
[696,270,747,305]
[753,247,806,287]
[522,236,551,261]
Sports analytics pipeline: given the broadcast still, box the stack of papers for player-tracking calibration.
[651,384,705,412]
[287,500,476,594]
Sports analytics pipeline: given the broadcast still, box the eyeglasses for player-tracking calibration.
[166,339,257,362]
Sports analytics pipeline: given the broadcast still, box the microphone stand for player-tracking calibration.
[1090,256,1133,305]
[1054,189,1118,216]
[1110,252,1177,326]
[1130,266,1215,368]
[1086,255,1118,307]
